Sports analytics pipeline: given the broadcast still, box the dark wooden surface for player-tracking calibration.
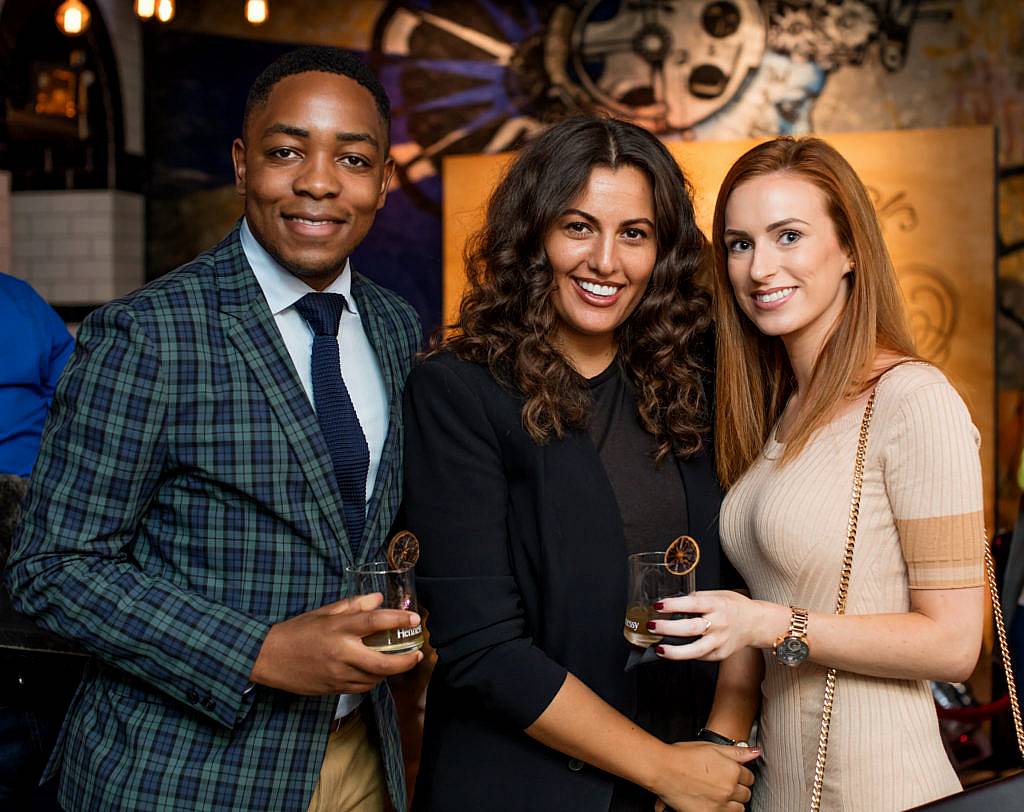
[0,593,86,657]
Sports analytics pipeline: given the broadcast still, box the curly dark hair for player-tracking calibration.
[440,115,712,460]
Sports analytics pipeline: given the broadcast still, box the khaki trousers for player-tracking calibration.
[306,710,388,812]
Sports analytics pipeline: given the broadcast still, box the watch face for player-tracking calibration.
[775,636,810,666]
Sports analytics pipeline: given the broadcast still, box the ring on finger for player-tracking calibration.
[701,616,712,635]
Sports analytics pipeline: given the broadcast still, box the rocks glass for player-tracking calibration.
[623,551,696,648]
[346,560,425,654]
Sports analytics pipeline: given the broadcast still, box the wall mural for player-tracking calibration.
[369,0,955,214]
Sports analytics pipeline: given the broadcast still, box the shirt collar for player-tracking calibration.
[240,218,357,316]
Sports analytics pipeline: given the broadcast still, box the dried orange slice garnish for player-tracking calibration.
[386,530,420,570]
[664,535,700,576]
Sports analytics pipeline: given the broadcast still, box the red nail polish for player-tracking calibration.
[653,601,664,610]
[655,646,665,655]
[646,621,656,630]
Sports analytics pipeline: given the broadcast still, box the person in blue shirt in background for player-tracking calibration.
[0,272,74,477]
[0,271,77,810]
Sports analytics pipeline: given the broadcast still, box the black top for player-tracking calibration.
[587,361,695,812]
[586,359,689,554]
[405,352,737,812]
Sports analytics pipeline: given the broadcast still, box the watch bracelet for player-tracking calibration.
[788,606,809,637]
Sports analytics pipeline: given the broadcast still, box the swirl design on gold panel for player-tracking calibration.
[867,186,918,233]
[899,264,958,364]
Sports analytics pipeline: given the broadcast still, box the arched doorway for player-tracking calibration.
[0,0,125,191]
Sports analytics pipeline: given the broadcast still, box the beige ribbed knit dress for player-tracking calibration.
[721,363,985,811]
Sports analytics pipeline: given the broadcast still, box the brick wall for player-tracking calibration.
[11,191,144,304]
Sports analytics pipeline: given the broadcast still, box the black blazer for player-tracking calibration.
[404,352,734,812]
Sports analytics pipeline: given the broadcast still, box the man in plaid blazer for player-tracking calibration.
[5,48,422,811]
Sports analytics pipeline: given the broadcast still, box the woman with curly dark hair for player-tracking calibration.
[403,116,760,812]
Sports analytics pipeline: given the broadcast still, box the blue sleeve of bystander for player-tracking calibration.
[0,274,73,476]
[33,289,74,398]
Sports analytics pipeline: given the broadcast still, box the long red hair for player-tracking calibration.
[712,137,920,488]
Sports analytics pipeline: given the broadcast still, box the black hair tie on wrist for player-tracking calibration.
[697,727,740,746]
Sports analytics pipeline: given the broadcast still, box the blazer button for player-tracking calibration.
[568,758,585,772]
[202,696,216,711]
[186,688,199,703]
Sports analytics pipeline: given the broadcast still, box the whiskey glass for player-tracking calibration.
[346,560,424,654]
[623,551,696,648]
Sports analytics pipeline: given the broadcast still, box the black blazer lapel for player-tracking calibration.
[676,451,721,541]
[676,449,724,591]
[215,229,353,572]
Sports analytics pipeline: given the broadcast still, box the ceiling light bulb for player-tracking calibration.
[55,0,91,36]
[246,0,269,25]
[156,0,175,23]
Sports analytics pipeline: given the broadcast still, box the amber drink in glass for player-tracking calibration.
[346,560,424,654]
[624,551,695,648]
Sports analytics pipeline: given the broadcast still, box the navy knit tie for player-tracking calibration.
[294,292,369,552]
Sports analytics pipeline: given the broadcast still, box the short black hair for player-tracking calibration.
[243,46,391,138]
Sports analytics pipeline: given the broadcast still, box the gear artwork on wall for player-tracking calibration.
[371,0,767,214]
[371,0,551,215]
[370,0,950,215]
[548,0,765,133]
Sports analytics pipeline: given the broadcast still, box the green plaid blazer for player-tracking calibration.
[5,225,421,811]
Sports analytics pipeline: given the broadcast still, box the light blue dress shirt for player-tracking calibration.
[241,219,390,718]
[240,219,389,508]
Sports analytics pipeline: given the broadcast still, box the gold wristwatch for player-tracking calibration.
[773,606,810,667]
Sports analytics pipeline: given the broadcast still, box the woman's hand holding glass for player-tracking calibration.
[650,590,789,662]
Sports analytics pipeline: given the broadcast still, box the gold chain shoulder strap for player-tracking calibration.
[810,389,876,811]
[810,391,1024,812]
[984,536,1024,757]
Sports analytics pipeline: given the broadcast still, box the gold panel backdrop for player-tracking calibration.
[442,127,996,530]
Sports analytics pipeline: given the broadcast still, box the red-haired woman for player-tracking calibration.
[653,136,985,810]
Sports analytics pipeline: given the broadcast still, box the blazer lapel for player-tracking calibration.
[215,229,353,571]
[351,275,404,564]
[675,449,723,592]
[676,451,720,542]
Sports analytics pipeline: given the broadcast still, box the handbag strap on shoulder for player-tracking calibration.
[984,537,1024,757]
[810,389,876,811]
